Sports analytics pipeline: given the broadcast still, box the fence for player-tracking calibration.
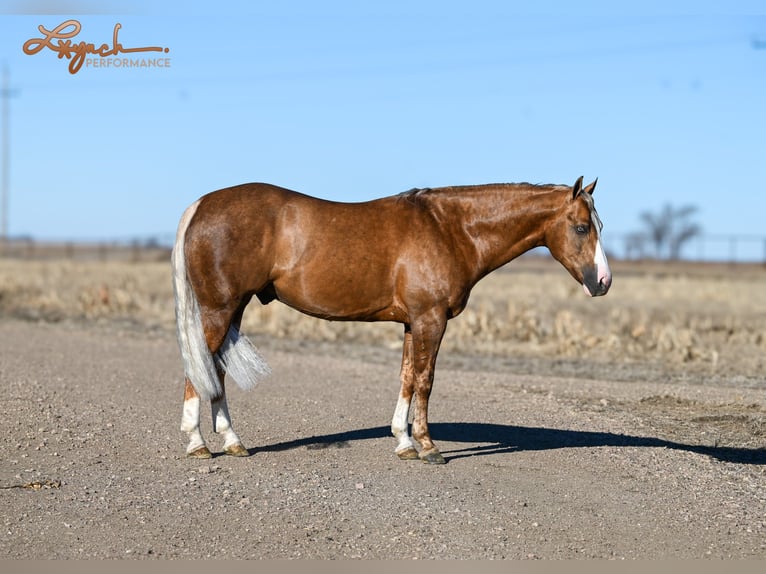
[0,238,172,262]
[602,233,766,265]
[0,233,765,264]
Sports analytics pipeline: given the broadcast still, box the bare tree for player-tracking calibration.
[638,203,702,260]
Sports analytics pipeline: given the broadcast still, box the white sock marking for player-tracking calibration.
[212,395,242,449]
[181,396,207,453]
[391,394,416,453]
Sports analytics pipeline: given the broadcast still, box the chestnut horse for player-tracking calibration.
[172,176,611,464]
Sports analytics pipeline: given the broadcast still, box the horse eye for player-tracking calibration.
[575,224,589,235]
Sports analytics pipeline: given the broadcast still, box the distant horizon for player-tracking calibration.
[2,230,764,264]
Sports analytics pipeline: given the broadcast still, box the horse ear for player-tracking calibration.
[572,176,584,199]
[583,178,598,195]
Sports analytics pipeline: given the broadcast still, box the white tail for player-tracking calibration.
[171,200,270,401]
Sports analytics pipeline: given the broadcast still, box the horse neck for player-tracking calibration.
[431,184,565,278]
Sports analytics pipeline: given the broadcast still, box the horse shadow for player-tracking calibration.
[251,422,766,465]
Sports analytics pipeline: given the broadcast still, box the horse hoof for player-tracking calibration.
[187,446,213,459]
[224,443,250,457]
[396,447,419,460]
[419,448,446,465]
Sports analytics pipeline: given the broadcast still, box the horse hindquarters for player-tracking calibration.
[172,201,221,401]
[172,200,270,457]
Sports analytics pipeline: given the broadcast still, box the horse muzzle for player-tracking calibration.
[582,265,612,297]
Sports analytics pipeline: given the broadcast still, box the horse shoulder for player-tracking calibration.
[386,199,478,317]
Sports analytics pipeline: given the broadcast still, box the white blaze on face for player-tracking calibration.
[581,204,612,296]
[591,209,611,292]
[595,236,610,282]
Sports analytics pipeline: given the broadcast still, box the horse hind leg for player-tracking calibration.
[181,378,212,458]
[181,303,251,458]
[207,301,271,457]
[181,371,248,458]
[211,374,249,457]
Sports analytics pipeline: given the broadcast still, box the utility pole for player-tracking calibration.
[757,40,765,264]
[0,64,18,254]
[1,64,10,253]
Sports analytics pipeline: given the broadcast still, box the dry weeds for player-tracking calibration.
[1,256,764,378]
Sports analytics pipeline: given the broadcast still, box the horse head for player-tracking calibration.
[545,176,612,297]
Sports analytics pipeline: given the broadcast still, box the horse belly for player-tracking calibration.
[271,256,398,321]
[264,191,411,321]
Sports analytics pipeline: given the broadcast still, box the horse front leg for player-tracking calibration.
[391,327,419,460]
[410,309,448,465]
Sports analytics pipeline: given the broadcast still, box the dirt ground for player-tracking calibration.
[1,313,765,559]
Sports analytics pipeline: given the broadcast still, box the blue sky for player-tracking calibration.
[0,1,764,259]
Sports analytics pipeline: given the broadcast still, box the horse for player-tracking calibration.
[171,176,611,464]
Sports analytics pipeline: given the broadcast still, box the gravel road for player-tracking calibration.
[1,318,765,559]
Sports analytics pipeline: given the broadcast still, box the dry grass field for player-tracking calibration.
[1,253,764,380]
